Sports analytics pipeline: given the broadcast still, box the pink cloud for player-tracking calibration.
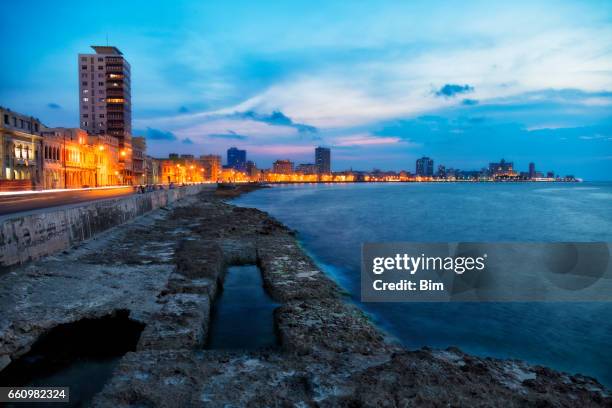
[333,134,401,146]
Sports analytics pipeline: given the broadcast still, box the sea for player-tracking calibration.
[233,182,612,387]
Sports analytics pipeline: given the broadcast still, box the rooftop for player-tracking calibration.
[91,45,123,55]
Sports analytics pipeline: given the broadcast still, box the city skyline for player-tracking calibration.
[1,1,611,179]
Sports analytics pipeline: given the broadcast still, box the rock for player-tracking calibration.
[2,187,610,407]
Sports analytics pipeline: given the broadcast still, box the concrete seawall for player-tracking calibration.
[0,184,215,268]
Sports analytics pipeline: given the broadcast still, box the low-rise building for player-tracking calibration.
[200,154,221,181]
[272,159,294,174]
[89,133,120,186]
[295,163,318,174]
[144,156,161,185]
[0,107,44,191]
[41,128,97,188]
[132,136,146,185]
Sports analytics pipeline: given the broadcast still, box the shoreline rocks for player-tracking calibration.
[0,185,609,406]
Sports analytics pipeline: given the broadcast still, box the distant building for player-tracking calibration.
[437,165,446,178]
[489,159,515,177]
[246,160,260,180]
[78,46,132,181]
[315,146,331,174]
[200,154,221,181]
[547,171,555,179]
[0,107,44,191]
[528,162,536,179]
[416,157,434,177]
[273,159,294,174]
[296,163,318,174]
[227,147,246,171]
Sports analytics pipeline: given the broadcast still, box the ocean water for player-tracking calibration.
[233,182,612,387]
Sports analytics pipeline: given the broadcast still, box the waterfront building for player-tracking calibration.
[78,45,132,182]
[0,107,44,191]
[41,128,97,188]
[89,133,120,186]
[227,147,246,171]
[160,154,205,184]
[144,156,161,185]
[296,163,318,174]
[273,159,294,174]
[132,136,146,185]
[488,159,516,178]
[315,146,331,174]
[437,165,446,178]
[529,162,536,179]
[246,160,260,180]
[416,157,434,177]
[200,154,221,181]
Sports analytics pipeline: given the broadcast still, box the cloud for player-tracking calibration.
[334,134,402,147]
[435,84,474,98]
[462,99,479,106]
[181,137,194,144]
[142,127,177,141]
[47,103,61,109]
[178,106,189,113]
[208,130,248,140]
[233,110,318,133]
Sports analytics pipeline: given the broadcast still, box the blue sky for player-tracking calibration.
[1,0,611,179]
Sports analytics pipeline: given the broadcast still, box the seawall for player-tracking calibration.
[0,184,215,269]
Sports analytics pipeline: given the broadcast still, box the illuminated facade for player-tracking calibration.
[200,154,221,181]
[78,46,132,182]
[488,159,516,178]
[272,159,294,174]
[89,133,120,186]
[159,155,206,184]
[41,128,98,189]
[0,107,44,191]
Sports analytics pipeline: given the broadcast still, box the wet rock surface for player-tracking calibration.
[1,186,610,407]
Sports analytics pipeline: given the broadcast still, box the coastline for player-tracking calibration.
[0,184,609,406]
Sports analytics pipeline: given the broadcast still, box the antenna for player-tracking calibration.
[106,33,108,46]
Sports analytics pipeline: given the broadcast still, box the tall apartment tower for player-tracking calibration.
[78,46,132,178]
[416,157,434,177]
[528,162,536,179]
[227,147,246,171]
[315,146,331,174]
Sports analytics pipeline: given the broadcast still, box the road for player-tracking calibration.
[0,187,135,217]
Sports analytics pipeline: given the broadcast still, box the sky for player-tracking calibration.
[1,0,611,179]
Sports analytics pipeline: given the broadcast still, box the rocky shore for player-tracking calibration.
[0,185,610,407]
